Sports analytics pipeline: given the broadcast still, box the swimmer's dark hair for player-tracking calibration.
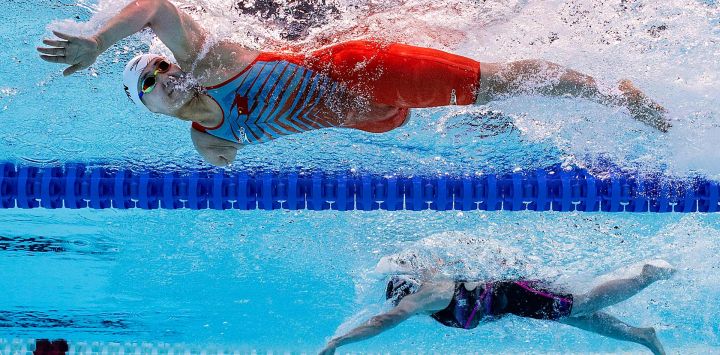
[385,276,419,307]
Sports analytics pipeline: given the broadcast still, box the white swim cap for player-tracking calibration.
[123,54,163,107]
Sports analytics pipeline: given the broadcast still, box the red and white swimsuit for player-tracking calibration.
[192,40,482,144]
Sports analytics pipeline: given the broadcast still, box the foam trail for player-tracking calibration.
[373,231,542,280]
[466,0,720,178]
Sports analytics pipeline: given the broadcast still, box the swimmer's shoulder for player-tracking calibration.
[413,279,456,312]
[189,40,261,87]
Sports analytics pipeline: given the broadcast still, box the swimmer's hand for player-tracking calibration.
[37,31,101,76]
[618,80,671,133]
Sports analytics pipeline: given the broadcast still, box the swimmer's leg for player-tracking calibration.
[571,261,676,316]
[560,312,665,355]
[477,60,671,132]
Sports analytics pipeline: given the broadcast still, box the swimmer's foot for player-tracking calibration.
[618,80,671,133]
[642,259,677,283]
[637,327,666,355]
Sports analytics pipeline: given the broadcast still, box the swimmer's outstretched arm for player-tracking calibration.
[480,60,671,132]
[38,0,205,75]
[319,284,451,355]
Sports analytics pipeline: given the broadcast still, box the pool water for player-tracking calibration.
[1,209,719,353]
[1,0,720,353]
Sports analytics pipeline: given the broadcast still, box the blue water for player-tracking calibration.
[2,209,719,353]
[1,0,720,353]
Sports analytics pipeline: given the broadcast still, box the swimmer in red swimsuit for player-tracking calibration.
[38,0,671,166]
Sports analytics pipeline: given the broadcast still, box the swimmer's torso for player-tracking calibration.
[431,281,574,329]
[431,282,490,329]
[191,40,481,143]
[193,53,355,144]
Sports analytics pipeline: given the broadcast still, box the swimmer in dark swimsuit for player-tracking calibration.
[320,260,676,355]
[38,0,671,166]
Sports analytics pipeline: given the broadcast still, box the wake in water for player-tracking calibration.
[373,231,538,280]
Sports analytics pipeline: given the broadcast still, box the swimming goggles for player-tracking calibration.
[138,60,171,99]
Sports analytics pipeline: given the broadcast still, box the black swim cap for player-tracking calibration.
[385,275,420,306]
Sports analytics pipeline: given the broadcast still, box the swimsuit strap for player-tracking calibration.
[483,282,494,318]
[513,281,572,304]
[462,282,492,329]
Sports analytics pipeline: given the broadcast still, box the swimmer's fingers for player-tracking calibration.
[37,47,65,56]
[39,55,67,64]
[42,39,68,48]
[63,64,84,77]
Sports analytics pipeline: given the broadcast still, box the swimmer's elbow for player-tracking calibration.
[133,0,173,16]
[370,310,409,328]
[134,0,169,7]
[132,0,161,9]
[368,315,390,328]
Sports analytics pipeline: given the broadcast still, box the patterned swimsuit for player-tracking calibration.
[192,40,482,144]
[431,281,574,329]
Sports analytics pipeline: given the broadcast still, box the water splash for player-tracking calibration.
[373,231,538,280]
[0,87,18,112]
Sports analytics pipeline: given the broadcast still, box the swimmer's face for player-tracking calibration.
[139,58,195,116]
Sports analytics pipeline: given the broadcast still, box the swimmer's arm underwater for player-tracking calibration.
[319,284,451,355]
[38,0,206,75]
[190,127,241,167]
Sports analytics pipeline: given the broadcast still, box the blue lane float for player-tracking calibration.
[0,162,717,212]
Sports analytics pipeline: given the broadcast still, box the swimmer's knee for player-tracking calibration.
[478,62,501,104]
[567,293,591,317]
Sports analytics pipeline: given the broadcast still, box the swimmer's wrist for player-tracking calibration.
[93,34,107,53]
